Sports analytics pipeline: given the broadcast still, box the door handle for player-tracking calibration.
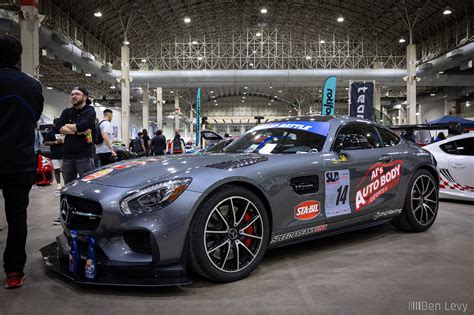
[451,163,466,169]
[378,155,392,163]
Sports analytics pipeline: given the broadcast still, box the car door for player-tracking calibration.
[441,136,474,190]
[323,123,402,223]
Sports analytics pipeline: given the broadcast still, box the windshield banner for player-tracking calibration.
[250,121,330,136]
[349,82,374,120]
[322,76,337,116]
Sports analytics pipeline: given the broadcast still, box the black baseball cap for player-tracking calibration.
[73,87,92,105]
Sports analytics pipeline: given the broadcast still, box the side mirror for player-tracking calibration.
[334,134,372,151]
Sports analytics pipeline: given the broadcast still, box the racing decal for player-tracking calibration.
[373,209,402,220]
[439,169,474,192]
[112,161,147,169]
[270,224,328,244]
[294,200,320,220]
[325,170,351,217]
[81,168,113,181]
[206,156,268,170]
[250,121,330,136]
[331,154,347,164]
[356,160,403,211]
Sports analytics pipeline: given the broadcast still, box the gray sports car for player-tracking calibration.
[41,116,439,286]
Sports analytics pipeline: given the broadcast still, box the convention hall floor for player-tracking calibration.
[0,185,472,314]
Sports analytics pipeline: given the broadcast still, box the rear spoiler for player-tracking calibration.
[389,122,463,134]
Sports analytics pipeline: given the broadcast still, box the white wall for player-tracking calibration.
[42,88,70,120]
[420,100,445,122]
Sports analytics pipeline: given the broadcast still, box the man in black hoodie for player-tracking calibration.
[57,87,96,184]
[0,34,44,289]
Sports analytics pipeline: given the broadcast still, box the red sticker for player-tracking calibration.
[294,200,321,220]
[81,168,113,181]
[112,161,146,169]
[356,160,403,211]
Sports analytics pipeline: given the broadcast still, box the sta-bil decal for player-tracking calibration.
[325,169,351,217]
[356,160,403,211]
[294,200,320,220]
[81,168,113,181]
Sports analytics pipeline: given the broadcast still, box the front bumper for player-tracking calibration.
[40,234,191,287]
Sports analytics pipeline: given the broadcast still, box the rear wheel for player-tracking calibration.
[391,169,439,232]
[188,185,270,282]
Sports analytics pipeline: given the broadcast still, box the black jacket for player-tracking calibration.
[0,66,43,174]
[58,105,96,159]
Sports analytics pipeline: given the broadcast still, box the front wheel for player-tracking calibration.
[188,185,270,282]
[391,169,439,232]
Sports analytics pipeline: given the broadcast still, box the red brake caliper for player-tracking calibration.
[243,213,254,247]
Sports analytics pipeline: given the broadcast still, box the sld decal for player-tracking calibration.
[294,200,320,220]
[356,160,403,211]
[325,171,340,183]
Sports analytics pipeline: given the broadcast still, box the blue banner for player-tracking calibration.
[322,76,337,116]
[195,88,201,146]
[251,121,330,136]
[349,82,374,120]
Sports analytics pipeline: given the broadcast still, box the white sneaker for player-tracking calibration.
[56,184,62,190]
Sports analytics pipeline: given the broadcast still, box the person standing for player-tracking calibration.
[43,118,64,191]
[0,34,44,289]
[57,87,96,185]
[95,109,116,166]
[131,132,146,157]
[142,129,151,156]
[172,130,185,154]
[150,130,166,156]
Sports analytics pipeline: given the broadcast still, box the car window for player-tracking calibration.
[440,141,458,154]
[335,123,383,150]
[377,127,401,147]
[441,137,474,156]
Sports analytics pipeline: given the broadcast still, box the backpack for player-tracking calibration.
[94,120,105,145]
[173,137,183,154]
[132,138,144,153]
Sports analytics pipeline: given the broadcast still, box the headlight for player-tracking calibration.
[120,178,192,215]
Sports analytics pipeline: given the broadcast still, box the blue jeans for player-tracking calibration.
[62,158,95,184]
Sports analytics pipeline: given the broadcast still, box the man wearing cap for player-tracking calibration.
[57,87,97,185]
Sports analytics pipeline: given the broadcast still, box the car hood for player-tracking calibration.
[79,153,268,188]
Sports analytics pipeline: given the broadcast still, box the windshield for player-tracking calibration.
[223,121,330,154]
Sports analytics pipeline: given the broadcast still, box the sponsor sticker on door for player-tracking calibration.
[294,200,320,220]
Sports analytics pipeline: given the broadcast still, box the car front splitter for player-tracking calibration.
[39,242,192,287]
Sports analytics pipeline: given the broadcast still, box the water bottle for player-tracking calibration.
[68,230,79,274]
[84,236,97,280]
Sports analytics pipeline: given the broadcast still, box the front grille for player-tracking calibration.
[124,230,152,255]
[61,195,102,230]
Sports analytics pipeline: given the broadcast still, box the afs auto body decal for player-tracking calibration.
[356,160,403,211]
[270,224,328,244]
[294,200,320,220]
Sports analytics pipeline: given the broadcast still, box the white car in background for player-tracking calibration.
[424,133,474,201]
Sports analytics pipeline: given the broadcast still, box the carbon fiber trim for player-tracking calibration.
[206,156,268,170]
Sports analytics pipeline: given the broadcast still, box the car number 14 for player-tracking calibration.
[325,170,351,218]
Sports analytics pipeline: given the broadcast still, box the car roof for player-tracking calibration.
[270,115,376,125]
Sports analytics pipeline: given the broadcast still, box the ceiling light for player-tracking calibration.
[214,100,217,102]
[337,16,344,22]
[110,85,116,89]
[399,38,406,43]
[269,86,273,89]
[466,102,471,107]
[320,40,325,44]
[430,93,436,96]
[260,8,268,14]
[184,17,191,23]
[416,112,420,116]
[244,86,248,89]
[94,11,102,17]
[271,99,274,102]
[170,91,174,94]
[210,90,214,93]
[123,40,130,45]
[249,63,254,66]
[191,40,198,45]
[215,103,218,106]
[85,73,92,77]
[141,59,147,63]
[46,86,53,90]
[305,56,312,60]
[256,32,262,37]
[443,7,452,15]
[439,71,444,74]
[278,90,282,93]
[197,56,203,60]
[268,103,271,105]
[345,87,349,90]
[242,96,246,99]
[241,100,245,103]
[243,92,247,95]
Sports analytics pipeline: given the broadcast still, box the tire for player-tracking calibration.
[391,169,439,232]
[188,185,270,282]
